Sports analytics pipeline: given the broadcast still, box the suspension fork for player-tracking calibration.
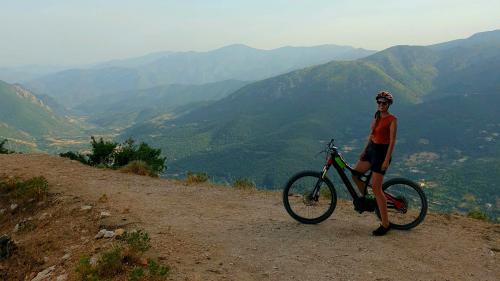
[313,158,333,199]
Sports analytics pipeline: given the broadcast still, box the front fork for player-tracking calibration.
[312,161,332,199]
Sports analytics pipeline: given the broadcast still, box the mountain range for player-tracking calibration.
[25,44,375,108]
[1,30,499,219]
[118,30,500,219]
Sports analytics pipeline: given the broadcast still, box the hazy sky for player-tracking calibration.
[1,0,500,67]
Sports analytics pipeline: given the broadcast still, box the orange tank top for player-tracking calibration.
[370,114,396,144]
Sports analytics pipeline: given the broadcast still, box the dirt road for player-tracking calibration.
[1,154,499,281]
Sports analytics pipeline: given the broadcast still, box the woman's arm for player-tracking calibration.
[382,119,397,170]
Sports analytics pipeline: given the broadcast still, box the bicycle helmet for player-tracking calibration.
[376,91,393,105]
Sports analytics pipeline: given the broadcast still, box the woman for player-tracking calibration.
[352,91,397,236]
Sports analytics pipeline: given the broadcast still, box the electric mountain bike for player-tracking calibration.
[283,139,427,230]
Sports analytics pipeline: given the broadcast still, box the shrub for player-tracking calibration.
[75,229,169,281]
[60,137,167,175]
[133,142,166,175]
[122,230,151,254]
[89,136,117,167]
[120,160,155,177]
[0,176,48,203]
[186,171,209,185]
[0,139,13,154]
[128,266,144,281]
[96,245,124,277]
[233,178,256,190]
[467,209,489,221]
[59,151,89,165]
[75,256,99,281]
[148,259,170,280]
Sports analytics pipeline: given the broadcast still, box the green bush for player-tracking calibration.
[60,137,167,176]
[75,256,99,281]
[128,266,144,281]
[59,151,89,165]
[148,259,170,280]
[96,245,124,277]
[122,230,151,254]
[467,209,489,221]
[115,139,166,175]
[89,136,117,166]
[0,139,13,154]
[233,178,256,190]
[0,176,48,203]
[75,229,169,281]
[186,171,209,185]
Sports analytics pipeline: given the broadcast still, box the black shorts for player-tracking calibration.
[361,142,390,175]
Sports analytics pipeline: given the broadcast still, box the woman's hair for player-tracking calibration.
[371,110,381,135]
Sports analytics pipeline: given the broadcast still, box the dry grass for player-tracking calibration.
[120,160,157,177]
[185,171,209,185]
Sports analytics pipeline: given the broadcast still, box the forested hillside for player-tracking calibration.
[121,30,500,220]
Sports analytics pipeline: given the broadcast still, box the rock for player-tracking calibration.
[0,209,5,215]
[62,253,71,260]
[0,235,15,260]
[10,204,18,211]
[114,228,125,237]
[90,255,98,266]
[81,205,92,211]
[94,229,115,239]
[39,213,49,220]
[31,265,55,281]
[13,219,36,233]
[56,274,68,281]
[100,211,111,218]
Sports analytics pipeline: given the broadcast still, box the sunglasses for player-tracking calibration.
[377,100,388,105]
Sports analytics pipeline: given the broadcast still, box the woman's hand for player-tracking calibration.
[381,160,390,171]
[359,150,366,160]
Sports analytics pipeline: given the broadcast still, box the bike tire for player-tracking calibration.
[376,178,428,230]
[283,171,337,224]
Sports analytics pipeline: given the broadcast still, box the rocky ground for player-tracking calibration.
[1,154,499,281]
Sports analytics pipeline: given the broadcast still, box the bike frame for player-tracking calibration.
[319,149,367,201]
[310,139,406,211]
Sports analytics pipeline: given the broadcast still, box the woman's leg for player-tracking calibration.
[352,160,371,195]
[372,172,389,228]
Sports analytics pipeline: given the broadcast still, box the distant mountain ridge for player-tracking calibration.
[25,44,376,108]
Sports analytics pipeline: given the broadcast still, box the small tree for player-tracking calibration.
[113,138,135,167]
[0,139,12,154]
[59,151,89,165]
[134,142,166,174]
[60,136,167,176]
[88,136,117,166]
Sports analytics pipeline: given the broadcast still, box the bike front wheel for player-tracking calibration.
[283,171,337,224]
[377,178,428,230]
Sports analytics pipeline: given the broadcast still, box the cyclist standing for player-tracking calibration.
[352,91,397,236]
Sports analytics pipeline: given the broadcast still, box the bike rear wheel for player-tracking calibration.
[283,171,337,224]
[377,178,428,230]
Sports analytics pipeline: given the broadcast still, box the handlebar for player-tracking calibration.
[327,138,338,152]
